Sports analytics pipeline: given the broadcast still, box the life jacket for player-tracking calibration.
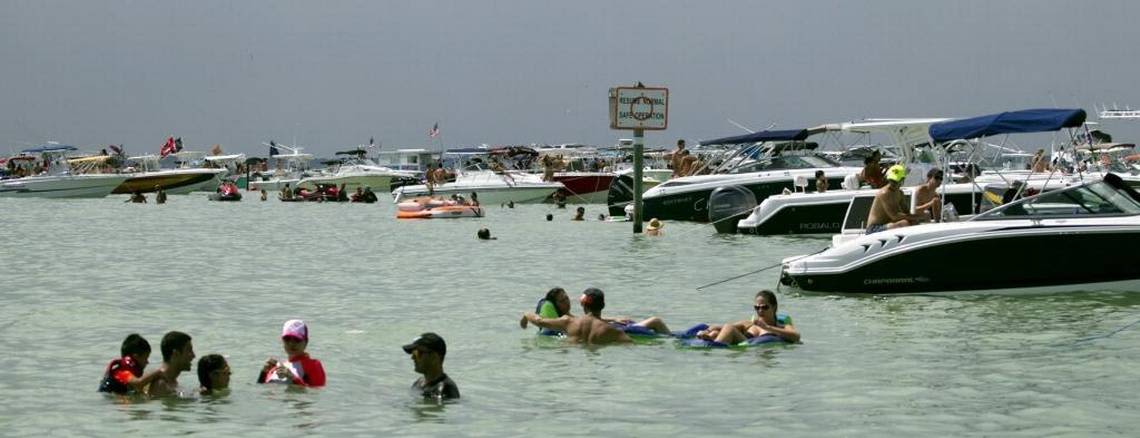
[98,356,142,394]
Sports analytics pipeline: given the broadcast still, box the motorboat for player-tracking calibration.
[298,149,418,192]
[778,108,1140,294]
[779,173,1140,295]
[113,154,226,194]
[391,170,563,205]
[396,197,485,219]
[641,128,863,222]
[248,142,315,193]
[0,145,129,198]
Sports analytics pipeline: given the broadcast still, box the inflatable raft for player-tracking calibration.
[396,197,484,219]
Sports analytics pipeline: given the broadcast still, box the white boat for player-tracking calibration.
[113,155,227,195]
[0,145,129,198]
[298,149,416,192]
[391,170,563,205]
[248,143,314,193]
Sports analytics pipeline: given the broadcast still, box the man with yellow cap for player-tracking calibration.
[865,165,929,234]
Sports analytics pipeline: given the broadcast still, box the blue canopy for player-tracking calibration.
[928,109,1086,142]
[701,129,810,146]
[22,144,78,153]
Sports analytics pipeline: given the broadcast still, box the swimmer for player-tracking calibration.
[545,213,554,221]
[258,319,326,387]
[98,334,163,395]
[520,287,574,331]
[571,206,585,221]
[146,331,195,398]
[477,227,497,240]
[197,354,231,395]
[697,290,799,344]
[645,218,663,236]
[403,333,460,401]
[521,288,671,344]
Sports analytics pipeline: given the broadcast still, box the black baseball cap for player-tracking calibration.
[403,332,446,357]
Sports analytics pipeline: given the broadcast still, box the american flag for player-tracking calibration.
[428,123,440,138]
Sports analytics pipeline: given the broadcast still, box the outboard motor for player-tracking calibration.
[606,174,636,217]
[708,185,757,234]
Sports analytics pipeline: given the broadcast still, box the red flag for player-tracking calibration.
[428,123,440,138]
[160,137,176,158]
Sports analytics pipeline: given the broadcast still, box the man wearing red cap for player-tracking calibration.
[258,319,326,387]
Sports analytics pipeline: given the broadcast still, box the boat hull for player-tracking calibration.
[552,172,616,204]
[393,184,560,205]
[0,174,130,198]
[114,169,224,194]
[298,175,396,192]
[780,226,1140,294]
[644,175,851,222]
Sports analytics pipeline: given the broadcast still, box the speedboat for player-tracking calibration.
[391,170,563,205]
[297,149,417,192]
[249,142,315,193]
[113,155,226,194]
[779,173,1140,295]
[641,128,863,222]
[0,145,129,198]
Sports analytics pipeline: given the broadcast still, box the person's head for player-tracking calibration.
[365,186,373,193]
[356,187,363,193]
[477,227,492,240]
[754,290,778,323]
[470,192,478,200]
[576,206,585,215]
[926,168,944,185]
[598,214,606,221]
[579,288,605,316]
[160,331,194,371]
[261,189,267,194]
[885,164,907,187]
[285,183,290,188]
[647,218,663,232]
[197,354,230,392]
[545,213,553,221]
[815,170,825,179]
[154,185,161,191]
[863,156,875,165]
[676,139,686,149]
[545,287,571,316]
[281,319,309,357]
[871,150,882,160]
[121,334,151,368]
[403,332,447,374]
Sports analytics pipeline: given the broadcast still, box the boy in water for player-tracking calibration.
[197,354,231,395]
[98,334,163,395]
[258,319,326,387]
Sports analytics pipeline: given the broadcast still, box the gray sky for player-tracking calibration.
[3,1,1139,156]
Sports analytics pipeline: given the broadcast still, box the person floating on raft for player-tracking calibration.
[520,288,670,343]
[692,290,799,346]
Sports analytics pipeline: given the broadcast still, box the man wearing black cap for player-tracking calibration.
[403,333,460,401]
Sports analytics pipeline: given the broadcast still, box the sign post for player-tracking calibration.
[609,84,668,233]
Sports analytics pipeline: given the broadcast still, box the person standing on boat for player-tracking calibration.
[912,169,944,222]
[670,139,686,177]
[815,170,829,193]
[866,165,927,234]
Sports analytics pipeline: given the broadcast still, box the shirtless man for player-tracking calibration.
[520,288,669,344]
[865,165,927,234]
[670,139,686,177]
[146,331,195,398]
[697,290,799,344]
[861,151,886,188]
[912,168,944,223]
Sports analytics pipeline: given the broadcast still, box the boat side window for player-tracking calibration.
[979,182,1140,219]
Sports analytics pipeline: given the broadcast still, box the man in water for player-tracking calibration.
[912,168,944,222]
[571,206,585,221]
[520,288,670,344]
[280,183,294,200]
[403,333,460,401]
[146,331,195,398]
[697,290,799,344]
[866,165,927,234]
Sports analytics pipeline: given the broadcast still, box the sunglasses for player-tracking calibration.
[753,305,771,311]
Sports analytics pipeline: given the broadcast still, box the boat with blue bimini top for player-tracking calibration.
[778,109,1140,295]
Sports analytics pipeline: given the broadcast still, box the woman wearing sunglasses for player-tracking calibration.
[696,290,799,345]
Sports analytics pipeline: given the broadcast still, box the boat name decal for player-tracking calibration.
[863,277,916,285]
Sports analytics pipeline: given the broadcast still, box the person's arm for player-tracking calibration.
[754,319,800,343]
[520,313,570,331]
[124,369,165,392]
[299,359,326,387]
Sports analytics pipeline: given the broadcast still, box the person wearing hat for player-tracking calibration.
[403,333,460,401]
[866,164,928,234]
[258,319,326,387]
[645,218,663,236]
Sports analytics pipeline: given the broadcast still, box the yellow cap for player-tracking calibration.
[886,165,907,182]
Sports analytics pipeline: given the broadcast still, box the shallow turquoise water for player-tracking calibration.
[1,195,1138,436]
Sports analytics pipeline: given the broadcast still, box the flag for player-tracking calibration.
[109,144,123,155]
[367,137,376,149]
[160,137,176,158]
[428,123,440,138]
[175,137,184,153]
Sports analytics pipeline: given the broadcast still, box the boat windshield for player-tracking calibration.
[975,177,1140,219]
[727,155,839,174]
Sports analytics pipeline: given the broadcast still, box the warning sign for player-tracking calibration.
[610,87,668,130]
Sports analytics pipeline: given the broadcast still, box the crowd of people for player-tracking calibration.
[98,320,459,402]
